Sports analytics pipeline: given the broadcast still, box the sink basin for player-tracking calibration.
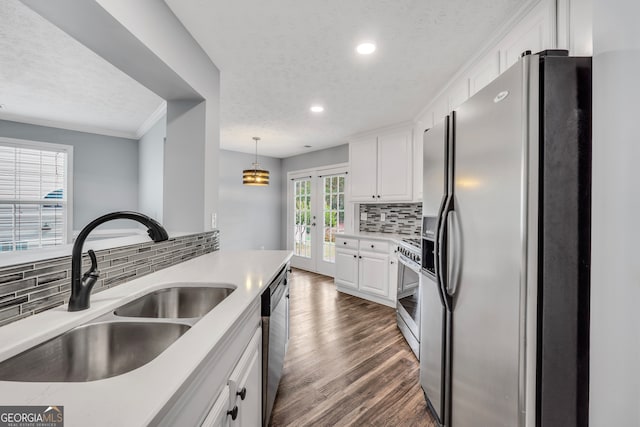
[0,321,189,382]
[114,286,234,319]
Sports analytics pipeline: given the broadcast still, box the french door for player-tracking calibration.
[289,165,350,276]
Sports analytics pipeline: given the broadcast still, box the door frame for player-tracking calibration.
[287,163,352,276]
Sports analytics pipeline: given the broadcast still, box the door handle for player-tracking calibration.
[446,210,462,297]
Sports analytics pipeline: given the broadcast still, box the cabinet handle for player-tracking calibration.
[377,195,381,198]
[359,256,362,259]
[372,195,375,199]
[227,406,238,420]
[371,244,375,248]
[390,261,395,264]
[343,241,347,245]
[237,387,247,400]
[353,254,357,258]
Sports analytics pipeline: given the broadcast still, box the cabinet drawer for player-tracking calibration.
[336,237,358,250]
[359,239,389,253]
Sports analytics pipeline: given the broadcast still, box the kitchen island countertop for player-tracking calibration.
[0,249,292,427]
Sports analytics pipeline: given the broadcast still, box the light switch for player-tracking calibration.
[211,212,217,229]
[360,212,367,221]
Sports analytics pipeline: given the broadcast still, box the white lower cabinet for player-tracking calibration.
[335,236,396,307]
[227,329,262,427]
[155,302,263,427]
[335,248,358,290]
[358,251,389,296]
[201,386,230,427]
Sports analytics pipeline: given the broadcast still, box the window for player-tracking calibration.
[293,178,312,258]
[0,138,72,251]
[322,174,345,263]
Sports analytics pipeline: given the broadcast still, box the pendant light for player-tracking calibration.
[243,137,269,186]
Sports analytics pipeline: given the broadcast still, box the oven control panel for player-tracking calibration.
[397,244,421,263]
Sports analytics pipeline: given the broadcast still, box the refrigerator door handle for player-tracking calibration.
[437,194,452,299]
[446,209,462,297]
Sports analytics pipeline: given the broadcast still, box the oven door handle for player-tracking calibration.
[398,253,421,273]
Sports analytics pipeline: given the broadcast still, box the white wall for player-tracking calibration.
[218,150,282,250]
[0,119,138,230]
[138,115,165,222]
[590,0,640,425]
[24,0,221,234]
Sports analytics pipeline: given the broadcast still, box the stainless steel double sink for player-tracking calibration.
[0,285,235,382]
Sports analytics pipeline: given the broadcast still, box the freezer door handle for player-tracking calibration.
[437,194,453,304]
[446,209,462,297]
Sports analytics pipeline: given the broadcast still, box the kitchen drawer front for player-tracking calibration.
[359,239,390,254]
[336,237,358,250]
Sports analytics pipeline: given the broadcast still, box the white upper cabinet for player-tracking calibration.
[413,112,434,202]
[377,130,412,201]
[349,128,413,203]
[349,137,378,201]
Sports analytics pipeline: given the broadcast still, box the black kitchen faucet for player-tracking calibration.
[68,211,169,311]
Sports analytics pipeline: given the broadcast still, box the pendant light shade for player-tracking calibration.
[243,137,269,186]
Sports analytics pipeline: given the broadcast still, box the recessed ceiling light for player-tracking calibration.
[310,105,324,113]
[356,42,376,55]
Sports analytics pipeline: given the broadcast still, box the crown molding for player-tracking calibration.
[0,112,138,140]
[347,120,415,141]
[135,101,167,139]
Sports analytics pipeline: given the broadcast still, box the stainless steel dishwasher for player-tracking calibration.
[261,263,289,426]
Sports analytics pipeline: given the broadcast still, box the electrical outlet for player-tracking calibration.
[360,212,367,221]
[211,212,217,229]
[380,213,386,222]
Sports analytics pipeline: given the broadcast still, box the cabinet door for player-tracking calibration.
[228,328,261,427]
[377,131,412,201]
[335,249,358,289]
[358,251,389,296]
[201,386,230,427]
[349,138,378,202]
[388,248,399,301]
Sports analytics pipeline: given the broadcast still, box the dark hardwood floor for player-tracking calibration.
[270,269,436,427]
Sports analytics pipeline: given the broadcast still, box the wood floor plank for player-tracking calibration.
[269,268,435,427]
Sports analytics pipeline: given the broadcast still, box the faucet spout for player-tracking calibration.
[68,211,169,312]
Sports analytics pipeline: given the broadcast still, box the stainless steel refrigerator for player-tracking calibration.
[419,50,591,427]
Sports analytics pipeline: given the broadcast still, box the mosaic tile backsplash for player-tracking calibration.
[0,230,219,327]
[359,203,422,235]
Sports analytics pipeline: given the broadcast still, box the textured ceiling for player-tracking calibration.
[166,0,527,158]
[0,0,163,139]
[0,0,528,154]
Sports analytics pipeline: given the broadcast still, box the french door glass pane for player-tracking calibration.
[322,174,346,263]
[293,178,312,258]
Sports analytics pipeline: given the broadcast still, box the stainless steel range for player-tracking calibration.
[396,237,421,359]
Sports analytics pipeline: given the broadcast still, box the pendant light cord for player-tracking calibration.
[253,136,260,170]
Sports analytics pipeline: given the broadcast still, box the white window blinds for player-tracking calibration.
[0,142,69,251]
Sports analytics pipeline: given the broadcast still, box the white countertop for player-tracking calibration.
[337,231,417,244]
[0,250,292,427]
